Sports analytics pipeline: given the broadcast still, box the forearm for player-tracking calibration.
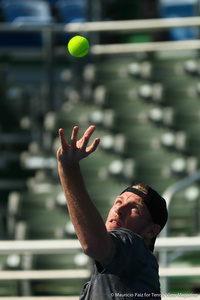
[58,162,111,261]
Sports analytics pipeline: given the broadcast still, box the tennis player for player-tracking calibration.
[57,125,168,300]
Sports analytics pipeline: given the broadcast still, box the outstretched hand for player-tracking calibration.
[57,125,100,167]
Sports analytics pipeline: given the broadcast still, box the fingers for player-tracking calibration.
[59,125,100,156]
[80,136,100,157]
[59,128,68,149]
[83,125,96,138]
[86,138,100,155]
[70,126,79,148]
[80,135,90,152]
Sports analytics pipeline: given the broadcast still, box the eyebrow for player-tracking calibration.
[115,196,143,207]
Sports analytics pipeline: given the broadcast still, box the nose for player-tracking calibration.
[115,203,128,216]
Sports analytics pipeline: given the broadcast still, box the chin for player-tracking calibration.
[105,224,113,231]
[105,225,111,232]
[106,223,121,232]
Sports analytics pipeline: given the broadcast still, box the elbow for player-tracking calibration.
[81,240,101,260]
[79,233,114,261]
[82,243,94,258]
[81,240,112,262]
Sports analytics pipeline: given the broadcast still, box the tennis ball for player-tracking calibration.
[68,36,89,58]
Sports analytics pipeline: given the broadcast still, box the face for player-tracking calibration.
[105,192,154,239]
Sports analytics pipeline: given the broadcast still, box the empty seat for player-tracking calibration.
[20,153,57,170]
[159,0,198,40]
[46,0,58,3]
[88,109,115,130]
[0,132,33,150]
[184,59,200,77]
[160,131,186,153]
[170,105,200,131]
[56,0,88,43]
[180,130,200,160]
[13,194,69,239]
[56,0,87,23]
[2,0,53,23]
[0,0,53,47]
[169,184,200,236]
[128,61,153,80]
[138,83,164,104]
[44,102,99,135]
[100,133,126,156]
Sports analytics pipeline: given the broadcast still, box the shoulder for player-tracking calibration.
[97,229,155,276]
[109,228,156,265]
[109,228,145,247]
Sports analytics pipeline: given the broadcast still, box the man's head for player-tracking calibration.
[105,183,168,251]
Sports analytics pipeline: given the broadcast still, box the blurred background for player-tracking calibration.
[0,0,200,298]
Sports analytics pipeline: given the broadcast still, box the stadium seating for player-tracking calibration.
[0,0,53,47]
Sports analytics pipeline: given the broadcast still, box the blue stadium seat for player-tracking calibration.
[0,0,54,47]
[159,0,198,40]
[56,0,87,23]
[46,0,58,3]
[1,0,53,23]
[55,0,88,43]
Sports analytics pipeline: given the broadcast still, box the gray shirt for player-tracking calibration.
[80,228,161,300]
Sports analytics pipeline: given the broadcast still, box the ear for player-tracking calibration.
[144,223,161,239]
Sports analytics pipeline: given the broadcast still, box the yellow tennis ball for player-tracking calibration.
[68,36,89,58]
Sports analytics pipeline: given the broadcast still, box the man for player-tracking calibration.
[57,125,168,300]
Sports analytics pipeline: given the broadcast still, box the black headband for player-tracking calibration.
[120,187,151,204]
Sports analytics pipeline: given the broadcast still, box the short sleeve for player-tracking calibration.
[102,228,148,280]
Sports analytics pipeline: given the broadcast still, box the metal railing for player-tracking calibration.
[159,169,200,293]
[0,235,199,277]
[0,236,199,255]
[1,16,200,54]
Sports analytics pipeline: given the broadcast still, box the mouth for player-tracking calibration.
[109,219,122,228]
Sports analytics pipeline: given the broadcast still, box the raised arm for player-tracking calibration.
[57,125,115,264]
